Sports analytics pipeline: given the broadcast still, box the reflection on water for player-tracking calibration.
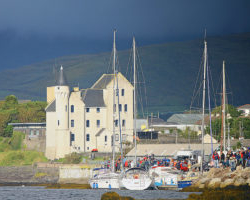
[0,186,195,200]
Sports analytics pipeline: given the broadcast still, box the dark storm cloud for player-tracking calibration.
[0,0,250,40]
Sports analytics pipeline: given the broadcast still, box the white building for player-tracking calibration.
[237,104,250,116]
[45,66,134,160]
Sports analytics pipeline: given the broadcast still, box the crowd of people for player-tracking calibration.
[102,154,197,172]
[212,147,250,171]
[100,147,250,173]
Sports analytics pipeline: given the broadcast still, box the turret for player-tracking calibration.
[55,66,69,130]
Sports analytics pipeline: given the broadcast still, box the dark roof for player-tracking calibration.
[56,66,68,86]
[167,114,206,125]
[46,100,56,112]
[148,117,166,126]
[91,74,114,89]
[81,89,105,107]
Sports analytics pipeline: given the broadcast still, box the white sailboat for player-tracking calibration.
[89,30,121,189]
[121,37,153,190]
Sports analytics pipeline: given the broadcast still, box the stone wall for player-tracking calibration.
[0,166,58,184]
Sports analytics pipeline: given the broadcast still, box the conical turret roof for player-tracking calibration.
[56,66,68,86]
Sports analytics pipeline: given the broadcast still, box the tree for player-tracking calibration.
[2,95,18,110]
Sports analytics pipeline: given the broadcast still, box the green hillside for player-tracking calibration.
[0,33,250,112]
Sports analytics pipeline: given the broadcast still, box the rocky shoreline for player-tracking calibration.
[181,166,250,200]
[190,166,250,189]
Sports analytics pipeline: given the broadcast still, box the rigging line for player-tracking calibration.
[190,48,205,111]
[208,63,217,108]
[225,68,234,106]
[207,60,214,155]
[136,46,148,117]
[126,46,133,79]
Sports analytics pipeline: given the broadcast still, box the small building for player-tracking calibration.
[8,122,46,152]
[150,114,207,134]
[126,143,219,159]
[237,104,250,117]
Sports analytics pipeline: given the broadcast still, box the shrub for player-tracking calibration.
[63,152,82,164]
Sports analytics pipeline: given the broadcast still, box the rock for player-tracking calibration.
[198,184,205,189]
[101,192,120,200]
[236,165,243,171]
[200,178,210,184]
[241,170,250,179]
[246,178,250,185]
[234,177,246,186]
[220,179,234,188]
[206,167,230,179]
[207,178,221,188]
[101,192,135,200]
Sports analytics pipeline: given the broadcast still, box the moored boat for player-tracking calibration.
[121,167,152,190]
[89,168,120,189]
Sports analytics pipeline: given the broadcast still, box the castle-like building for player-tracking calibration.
[45,66,134,160]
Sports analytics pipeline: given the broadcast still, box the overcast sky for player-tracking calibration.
[0,0,250,69]
[1,0,250,39]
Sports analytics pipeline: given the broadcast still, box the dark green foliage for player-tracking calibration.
[3,125,13,137]
[212,104,241,118]
[9,132,24,150]
[0,95,46,137]
[62,152,82,164]
[0,132,25,151]
[2,95,18,110]
[208,105,250,140]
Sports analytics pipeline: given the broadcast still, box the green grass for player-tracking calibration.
[0,150,47,166]
[0,131,48,166]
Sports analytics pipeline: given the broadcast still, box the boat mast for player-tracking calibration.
[223,61,226,151]
[112,29,116,172]
[201,40,207,173]
[133,37,137,166]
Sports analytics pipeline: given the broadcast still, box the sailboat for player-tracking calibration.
[89,30,121,189]
[120,37,153,190]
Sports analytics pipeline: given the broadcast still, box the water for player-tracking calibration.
[0,186,196,200]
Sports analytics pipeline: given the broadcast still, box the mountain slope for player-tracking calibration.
[0,33,250,112]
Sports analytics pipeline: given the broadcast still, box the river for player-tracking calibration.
[0,186,196,200]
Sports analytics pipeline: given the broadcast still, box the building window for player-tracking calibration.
[30,130,34,136]
[119,104,122,112]
[105,135,107,142]
[65,105,67,112]
[114,104,116,112]
[36,130,39,136]
[87,147,89,150]
[121,89,125,96]
[97,120,100,128]
[71,105,74,112]
[71,120,74,127]
[58,120,60,126]
[122,134,127,141]
[96,108,100,113]
[115,120,118,127]
[86,120,90,127]
[70,133,75,146]
[124,104,127,112]
[122,120,126,127]
[86,108,90,113]
[115,134,119,141]
[111,136,114,146]
[86,134,90,141]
